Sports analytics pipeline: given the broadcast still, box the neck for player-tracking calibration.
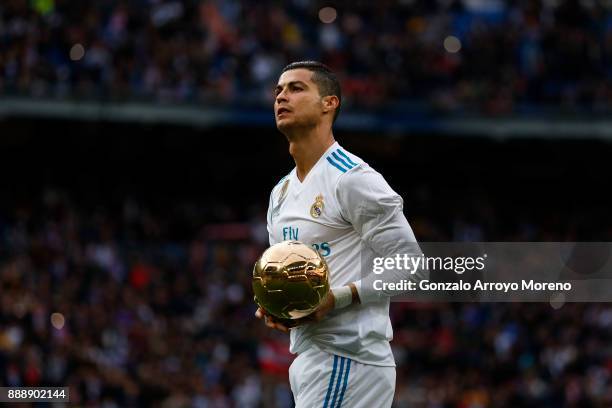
[286,126,335,182]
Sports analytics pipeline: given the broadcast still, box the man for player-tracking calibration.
[256,61,425,407]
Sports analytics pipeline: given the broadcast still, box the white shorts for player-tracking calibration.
[289,346,395,408]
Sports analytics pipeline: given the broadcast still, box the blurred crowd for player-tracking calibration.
[1,189,611,407]
[0,190,286,407]
[2,1,612,405]
[2,0,612,113]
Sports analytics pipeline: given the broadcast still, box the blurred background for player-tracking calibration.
[1,0,612,407]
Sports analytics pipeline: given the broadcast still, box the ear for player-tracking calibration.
[321,95,340,114]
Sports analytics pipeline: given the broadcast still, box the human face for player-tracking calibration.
[274,68,324,133]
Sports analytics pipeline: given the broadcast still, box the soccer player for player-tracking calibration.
[256,61,425,407]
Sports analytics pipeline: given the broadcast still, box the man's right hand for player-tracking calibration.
[255,307,290,333]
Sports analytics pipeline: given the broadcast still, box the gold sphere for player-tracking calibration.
[253,241,330,320]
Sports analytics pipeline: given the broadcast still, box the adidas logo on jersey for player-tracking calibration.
[325,148,358,173]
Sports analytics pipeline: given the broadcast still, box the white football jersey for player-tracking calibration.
[267,141,421,366]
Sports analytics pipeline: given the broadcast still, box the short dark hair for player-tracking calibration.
[281,61,341,122]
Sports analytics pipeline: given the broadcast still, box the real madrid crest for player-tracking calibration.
[310,194,324,218]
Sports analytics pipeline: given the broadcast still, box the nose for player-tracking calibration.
[276,88,288,104]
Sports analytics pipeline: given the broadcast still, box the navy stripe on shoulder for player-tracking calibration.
[326,157,347,173]
[331,152,353,170]
[336,149,358,167]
